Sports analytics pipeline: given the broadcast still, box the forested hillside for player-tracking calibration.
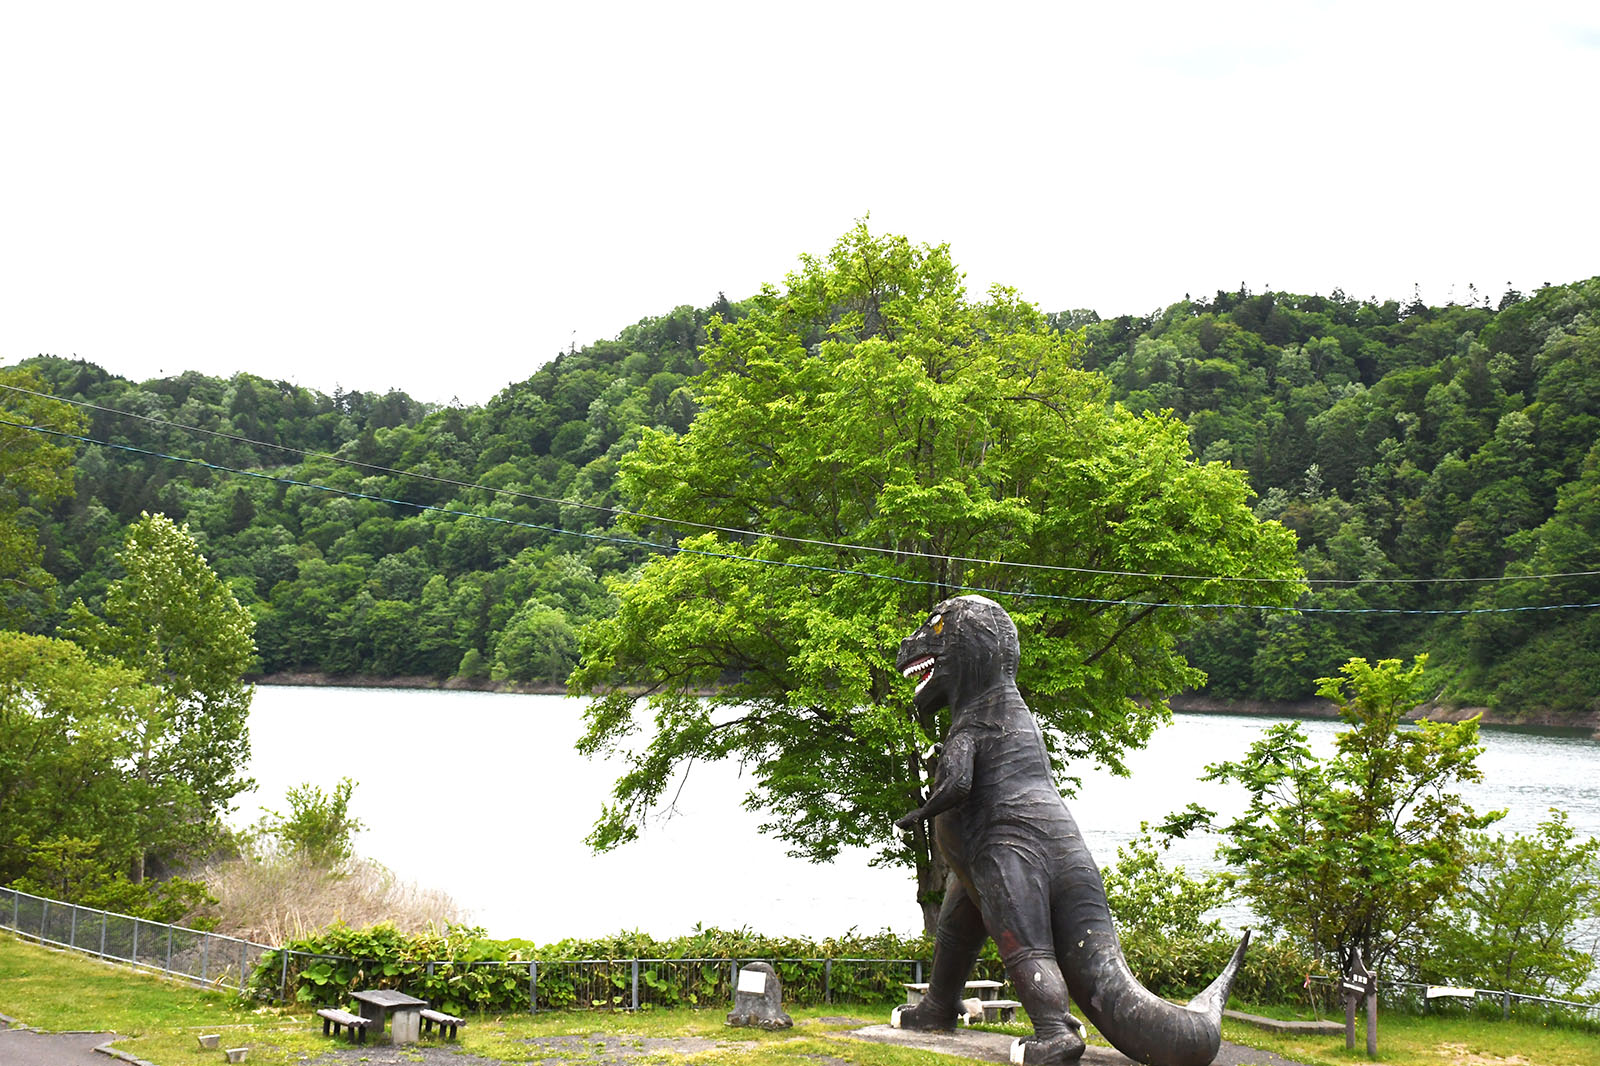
[4,280,1596,714]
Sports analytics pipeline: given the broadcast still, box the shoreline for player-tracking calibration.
[1170,693,1600,736]
[251,671,569,695]
[253,673,1600,735]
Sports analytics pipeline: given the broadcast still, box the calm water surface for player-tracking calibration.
[239,687,1600,942]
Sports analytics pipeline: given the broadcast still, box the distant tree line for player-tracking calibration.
[5,276,1598,713]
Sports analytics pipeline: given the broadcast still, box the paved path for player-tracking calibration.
[0,1027,119,1066]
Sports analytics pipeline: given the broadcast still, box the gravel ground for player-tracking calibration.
[299,1026,1309,1066]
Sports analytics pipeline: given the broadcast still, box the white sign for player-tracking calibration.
[737,968,768,995]
[1426,986,1475,999]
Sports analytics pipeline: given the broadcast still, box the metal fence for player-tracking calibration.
[2,886,273,993]
[1,884,928,1011]
[1306,974,1600,1020]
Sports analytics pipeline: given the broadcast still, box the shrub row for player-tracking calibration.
[248,922,1320,1016]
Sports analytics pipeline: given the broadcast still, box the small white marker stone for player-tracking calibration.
[1010,1038,1027,1064]
[737,968,768,995]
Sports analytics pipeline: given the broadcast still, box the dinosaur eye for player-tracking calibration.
[929,612,943,635]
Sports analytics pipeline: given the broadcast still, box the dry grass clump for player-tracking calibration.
[197,855,464,944]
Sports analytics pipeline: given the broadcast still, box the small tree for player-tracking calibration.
[1426,809,1600,997]
[1101,826,1227,942]
[256,778,366,867]
[1165,656,1496,976]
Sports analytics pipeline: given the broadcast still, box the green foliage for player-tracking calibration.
[254,778,365,867]
[1119,931,1320,1007]
[571,224,1301,931]
[1169,656,1497,976]
[1424,809,1600,998]
[12,274,1600,713]
[0,630,219,918]
[1102,826,1227,942]
[249,923,935,1014]
[0,367,86,627]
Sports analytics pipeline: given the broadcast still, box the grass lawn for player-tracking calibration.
[7,932,1600,1065]
[1219,1010,1600,1066]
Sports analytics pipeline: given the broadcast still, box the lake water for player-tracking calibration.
[237,686,1600,943]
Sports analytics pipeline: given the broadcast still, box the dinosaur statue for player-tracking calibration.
[890,595,1247,1066]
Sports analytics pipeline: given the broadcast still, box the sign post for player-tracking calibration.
[1342,950,1377,1058]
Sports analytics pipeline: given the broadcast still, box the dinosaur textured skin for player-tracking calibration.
[891,595,1247,1066]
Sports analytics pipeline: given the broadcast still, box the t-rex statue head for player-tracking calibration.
[895,594,1019,714]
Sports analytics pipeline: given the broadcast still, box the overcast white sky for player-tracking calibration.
[4,2,1597,406]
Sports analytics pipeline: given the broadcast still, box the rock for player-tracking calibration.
[725,961,793,1030]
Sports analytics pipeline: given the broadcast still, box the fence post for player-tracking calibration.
[1503,991,1511,1020]
[530,961,537,1015]
[100,912,107,958]
[731,960,738,994]
[280,947,290,1001]
[240,941,248,994]
[631,959,640,1011]
[915,960,923,985]
[166,926,174,974]
[825,959,832,1004]
[41,898,48,941]
[10,889,17,930]
[201,935,209,984]
[70,904,78,948]
[131,918,138,963]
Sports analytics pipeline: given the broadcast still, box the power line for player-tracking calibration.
[4,416,1598,617]
[5,381,1596,588]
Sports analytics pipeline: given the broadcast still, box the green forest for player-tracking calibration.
[4,275,1598,715]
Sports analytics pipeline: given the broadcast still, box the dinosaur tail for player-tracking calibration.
[1061,925,1249,1066]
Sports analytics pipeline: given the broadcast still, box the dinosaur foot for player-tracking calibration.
[890,1001,960,1031]
[1008,1033,1086,1065]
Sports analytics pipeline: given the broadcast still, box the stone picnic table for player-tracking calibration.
[350,988,429,1044]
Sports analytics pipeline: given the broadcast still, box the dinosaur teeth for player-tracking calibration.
[901,656,936,696]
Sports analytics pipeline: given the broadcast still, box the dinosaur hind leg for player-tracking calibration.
[975,855,1085,1065]
[893,876,985,1031]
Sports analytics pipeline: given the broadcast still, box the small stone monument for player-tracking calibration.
[726,961,793,1030]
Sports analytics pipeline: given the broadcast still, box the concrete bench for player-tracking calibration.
[315,1007,370,1043]
[979,998,1021,1023]
[903,979,1004,1005]
[420,1008,465,1039]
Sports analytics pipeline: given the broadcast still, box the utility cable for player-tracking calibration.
[5,381,1596,588]
[4,417,1597,617]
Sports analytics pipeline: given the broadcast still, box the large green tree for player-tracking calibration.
[571,225,1303,932]
[63,512,257,880]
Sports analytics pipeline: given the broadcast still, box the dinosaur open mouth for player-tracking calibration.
[901,656,936,696]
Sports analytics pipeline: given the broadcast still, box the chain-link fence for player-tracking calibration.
[2,885,272,992]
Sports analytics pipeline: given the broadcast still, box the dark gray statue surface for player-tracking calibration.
[890,596,1247,1066]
